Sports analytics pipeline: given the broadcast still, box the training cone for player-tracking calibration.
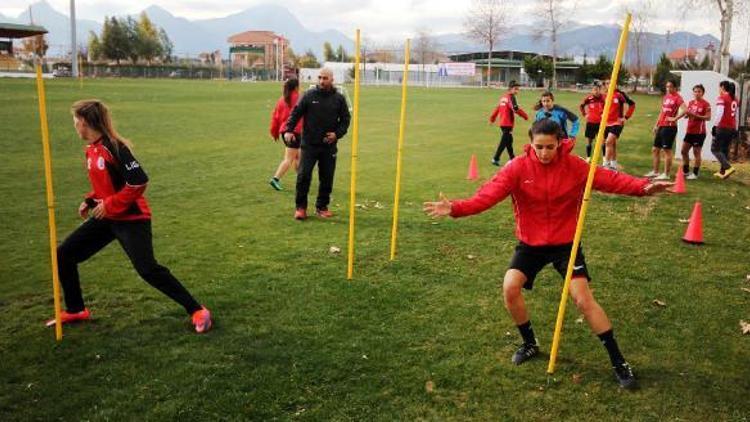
[467,154,479,180]
[682,201,704,245]
[673,168,686,194]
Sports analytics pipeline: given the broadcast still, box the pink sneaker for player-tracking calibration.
[191,306,212,333]
[316,208,333,218]
[45,308,91,327]
[294,208,307,220]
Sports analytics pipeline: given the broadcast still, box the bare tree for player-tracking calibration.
[624,0,653,92]
[413,29,441,82]
[464,0,507,87]
[534,0,573,89]
[680,0,747,75]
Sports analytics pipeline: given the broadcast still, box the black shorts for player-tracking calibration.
[509,242,591,290]
[604,125,623,139]
[585,122,600,140]
[282,134,301,149]
[653,126,678,149]
[683,133,706,148]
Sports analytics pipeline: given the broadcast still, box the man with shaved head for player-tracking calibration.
[284,68,351,220]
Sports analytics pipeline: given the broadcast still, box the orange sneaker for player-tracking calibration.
[316,208,333,218]
[294,208,307,220]
[191,306,212,333]
[45,308,91,327]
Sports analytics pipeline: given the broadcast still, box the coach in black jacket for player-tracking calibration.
[284,67,351,220]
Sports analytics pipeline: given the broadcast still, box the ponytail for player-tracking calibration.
[720,81,736,100]
[283,78,299,106]
[71,99,132,151]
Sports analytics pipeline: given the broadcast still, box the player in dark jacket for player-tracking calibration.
[284,68,351,220]
[489,80,529,166]
[47,100,212,333]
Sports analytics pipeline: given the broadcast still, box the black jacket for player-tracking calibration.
[284,86,351,147]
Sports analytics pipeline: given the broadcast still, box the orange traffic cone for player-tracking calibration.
[673,168,686,194]
[467,154,479,180]
[682,201,704,245]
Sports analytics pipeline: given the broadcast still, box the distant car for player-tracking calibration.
[169,70,184,78]
[52,68,72,77]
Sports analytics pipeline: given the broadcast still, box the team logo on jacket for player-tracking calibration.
[125,161,140,171]
[97,156,106,170]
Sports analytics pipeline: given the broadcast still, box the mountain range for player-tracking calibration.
[2,1,721,66]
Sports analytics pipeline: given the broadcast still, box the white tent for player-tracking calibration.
[670,70,739,162]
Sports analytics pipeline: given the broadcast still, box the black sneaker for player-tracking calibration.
[511,343,539,365]
[491,159,500,166]
[613,362,638,390]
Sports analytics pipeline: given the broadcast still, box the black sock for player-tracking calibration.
[683,164,689,174]
[586,144,592,157]
[598,329,626,366]
[517,321,537,345]
[693,167,699,176]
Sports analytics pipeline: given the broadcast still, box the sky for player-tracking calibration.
[1,0,748,55]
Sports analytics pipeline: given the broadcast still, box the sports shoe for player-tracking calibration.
[269,178,282,191]
[686,173,698,180]
[491,159,500,167]
[613,362,639,390]
[45,308,91,327]
[316,208,334,218]
[294,208,307,220]
[191,306,212,334]
[720,166,736,179]
[654,173,669,181]
[511,343,539,365]
[644,170,658,178]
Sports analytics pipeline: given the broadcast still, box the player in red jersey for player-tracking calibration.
[711,81,739,179]
[601,80,636,171]
[579,82,606,161]
[645,80,685,180]
[47,100,212,333]
[489,80,529,166]
[673,84,711,180]
[269,78,303,191]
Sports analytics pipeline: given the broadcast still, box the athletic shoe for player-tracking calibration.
[294,208,307,220]
[491,159,500,167]
[654,173,669,181]
[316,208,334,218]
[686,173,698,180]
[644,170,658,178]
[45,308,91,327]
[191,306,212,334]
[613,362,639,390]
[269,178,282,191]
[720,166,736,179]
[511,343,539,365]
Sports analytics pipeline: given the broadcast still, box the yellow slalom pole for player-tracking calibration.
[546,13,631,374]
[346,29,362,280]
[389,39,411,261]
[78,55,83,89]
[35,61,63,342]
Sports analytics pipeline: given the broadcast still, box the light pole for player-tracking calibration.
[70,0,78,78]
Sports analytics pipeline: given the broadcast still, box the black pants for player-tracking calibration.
[494,127,515,161]
[57,218,202,314]
[711,128,735,171]
[296,144,337,210]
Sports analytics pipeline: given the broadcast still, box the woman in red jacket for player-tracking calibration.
[47,100,212,333]
[424,119,672,389]
[269,78,303,191]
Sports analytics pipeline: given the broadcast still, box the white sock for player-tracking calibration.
[611,160,618,168]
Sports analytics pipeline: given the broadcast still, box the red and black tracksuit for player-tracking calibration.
[580,94,605,157]
[489,92,529,162]
[711,93,738,171]
[57,137,202,314]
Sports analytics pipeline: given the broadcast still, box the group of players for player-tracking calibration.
[489,79,740,180]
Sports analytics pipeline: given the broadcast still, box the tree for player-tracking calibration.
[679,0,747,75]
[298,49,321,68]
[136,12,162,64]
[22,34,49,58]
[335,44,352,62]
[323,42,336,62]
[285,47,300,68]
[624,0,653,93]
[101,16,131,65]
[523,55,553,87]
[534,0,572,89]
[87,31,102,61]
[159,28,173,62]
[464,0,507,87]
[653,53,674,93]
[413,29,441,81]
[124,17,140,64]
[586,54,629,85]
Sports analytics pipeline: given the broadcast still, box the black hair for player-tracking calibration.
[720,80,736,100]
[692,84,705,93]
[283,78,299,106]
[528,119,563,140]
[509,80,520,88]
[665,79,678,89]
[541,90,555,100]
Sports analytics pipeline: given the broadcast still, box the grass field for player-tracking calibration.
[1,77,748,420]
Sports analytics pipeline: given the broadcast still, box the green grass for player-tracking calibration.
[1,78,749,420]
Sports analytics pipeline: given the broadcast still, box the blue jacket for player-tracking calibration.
[534,105,580,138]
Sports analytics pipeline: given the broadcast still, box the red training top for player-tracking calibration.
[490,92,529,128]
[450,140,649,246]
[579,94,605,124]
[605,90,636,126]
[716,93,738,129]
[656,92,684,127]
[85,137,151,221]
[686,98,711,135]
[270,91,303,138]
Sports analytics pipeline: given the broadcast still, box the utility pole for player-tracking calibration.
[70,0,78,77]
